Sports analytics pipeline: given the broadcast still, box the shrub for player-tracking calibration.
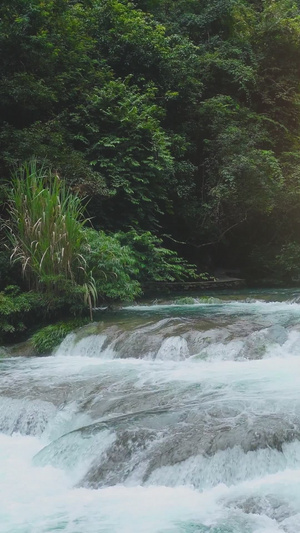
[276,242,300,281]
[4,159,99,318]
[0,286,46,343]
[32,319,88,354]
[0,248,22,290]
[6,159,88,292]
[82,228,141,301]
[115,230,198,282]
[174,297,195,304]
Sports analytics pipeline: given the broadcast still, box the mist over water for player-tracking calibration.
[1,289,300,532]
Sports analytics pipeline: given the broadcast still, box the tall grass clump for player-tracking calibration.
[6,160,90,296]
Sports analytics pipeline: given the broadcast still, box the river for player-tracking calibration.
[1,289,300,532]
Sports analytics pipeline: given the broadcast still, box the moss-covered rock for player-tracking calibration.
[8,339,37,357]
[32,319,88,355]
[196,297,222,304]
[173,297,196,305]
[0,346,9,358]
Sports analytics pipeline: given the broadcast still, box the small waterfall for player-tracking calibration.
[0,396,56,436]
[52,316,300,362]
[34,428,116,483]
[146,440,300,490]
[155,336,189,361]
[55,333,115,358]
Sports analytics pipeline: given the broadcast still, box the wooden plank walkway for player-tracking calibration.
[142,278,245,293]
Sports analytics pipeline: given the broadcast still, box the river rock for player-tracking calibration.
[239,325,288,359]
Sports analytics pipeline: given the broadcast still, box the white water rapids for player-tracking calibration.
[1,290,300,532]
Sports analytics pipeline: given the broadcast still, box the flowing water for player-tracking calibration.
[1,289,300,532]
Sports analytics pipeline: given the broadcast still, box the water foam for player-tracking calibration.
[55,333,115,358]
[2,291,300,532]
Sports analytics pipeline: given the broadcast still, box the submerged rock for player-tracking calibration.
[0,346,9,358]
[76,403,300,489]
[239,325,288,359]
[5,339,37,357]
[228,494,293,523]
[81,428,158,488]
[155,336,189,361]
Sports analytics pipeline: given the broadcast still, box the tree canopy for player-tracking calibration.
[1,0,300,298]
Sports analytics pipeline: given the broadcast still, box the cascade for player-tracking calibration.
[1,290,300,532]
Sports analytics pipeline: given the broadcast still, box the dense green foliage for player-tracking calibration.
[7,160,88,292]
[32,319,88,354]
[82,228,142,301]
[115,230,199,282]
[2,0,300,341]
[0,286,46,343]
[1,160,199,340]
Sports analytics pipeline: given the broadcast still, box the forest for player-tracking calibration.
[1,0,300,341]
